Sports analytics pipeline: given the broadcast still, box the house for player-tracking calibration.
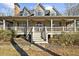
[0,3,79,43]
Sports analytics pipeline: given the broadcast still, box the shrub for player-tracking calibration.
[72,32,79,45]
[59,32,79,46]
[58,32,74,46]
[48,34,61,45]
[49,32,79,46]
[0,30,13,42]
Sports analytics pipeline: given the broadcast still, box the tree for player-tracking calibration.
[65,3,79,16]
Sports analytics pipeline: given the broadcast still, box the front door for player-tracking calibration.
[35,22,44,32]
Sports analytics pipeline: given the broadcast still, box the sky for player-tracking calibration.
[0,3,66,16]
[0,3,14,16]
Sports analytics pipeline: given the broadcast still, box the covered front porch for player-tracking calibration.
[0,16,79,43]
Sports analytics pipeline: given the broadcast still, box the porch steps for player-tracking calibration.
[32,32,44,42]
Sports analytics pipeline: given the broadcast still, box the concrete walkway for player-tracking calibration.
[14,38,60,56]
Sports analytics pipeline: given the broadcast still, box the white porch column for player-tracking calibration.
[32,26,34,42]
[62,20,65,32]
[74,19,77,32]
[27,19,28,28]
[14,22,17,31]
[3,19,5,30]
[32,26,34,32]
[63,26,65,31]
[26,19,28,34]
[45,26,48,42]
[51,19,53,37]
[26,19,29,39]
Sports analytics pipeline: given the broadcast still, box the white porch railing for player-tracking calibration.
[5,27,26,34]
[3,26,78,33]
[64,27,74,32]
[17,27,26,33]
[32,27,45,32]
[46,27,74,32]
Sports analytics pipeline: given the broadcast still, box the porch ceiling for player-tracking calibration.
[30,19,47,21]
[0,16,79,21]
[28,16,79,19]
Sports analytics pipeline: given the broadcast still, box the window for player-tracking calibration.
[35,22,44,27]
[76,20,79,27]
[38,11,43,16]
[36,11,43,16]
[23,13,27,16]
[0,20,3,29]
[0,20,3,25]
[53,21,61,27]
[18,22,26,27]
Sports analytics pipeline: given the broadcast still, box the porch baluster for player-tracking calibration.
[45,26,48,42]
[3,19,5,30]
[51,19,53,37]
[63,26,65,32]
[74,20,77,32]
[32,26,35,33]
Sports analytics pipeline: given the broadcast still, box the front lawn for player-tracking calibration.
[0,42,20,56]
[47,45,79,56]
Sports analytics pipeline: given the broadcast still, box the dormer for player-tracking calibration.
[34,3,45,16]
[21,7,31,16]
[50,7,61,16]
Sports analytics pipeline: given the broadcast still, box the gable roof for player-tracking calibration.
[34,3,45,10]
[19,7,32,16]
[30,10,34,16]
[22,7,31,14]
[19,4,61,16]
[14,3,20,8]
[19,11,23,16]
[52,7,61,15]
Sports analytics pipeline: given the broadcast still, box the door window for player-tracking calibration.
[35,22,43,27]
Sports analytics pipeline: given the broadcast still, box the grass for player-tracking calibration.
[14,38,79,56]
[27,48,51,56]
[0,48,20,56]
[0,38,79,56]
[50,46,79,56]
[0,42,20,56]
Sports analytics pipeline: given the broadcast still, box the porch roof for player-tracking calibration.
[0,16,79,21]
